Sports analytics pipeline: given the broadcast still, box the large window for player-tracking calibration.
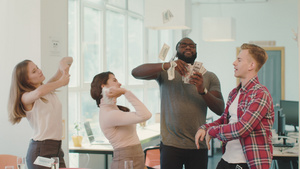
[68,2,184,165]
[106,10,126,83]
[68,0,167,149]
[68,1,186,168]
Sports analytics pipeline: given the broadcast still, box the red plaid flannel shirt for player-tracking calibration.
[201,76,274,169]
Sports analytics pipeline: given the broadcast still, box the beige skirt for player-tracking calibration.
[111,144,146,169]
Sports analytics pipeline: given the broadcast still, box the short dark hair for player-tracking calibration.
[176,37,194,50]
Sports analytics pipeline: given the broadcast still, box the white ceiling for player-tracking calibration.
[191,0,268,4]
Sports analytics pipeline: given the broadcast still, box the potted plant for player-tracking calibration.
[72,121,83,147]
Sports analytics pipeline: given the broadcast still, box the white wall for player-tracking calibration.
[189,0,299,119]
[0,0,40,157]
[40,0,69,165]
[0,0,69,165]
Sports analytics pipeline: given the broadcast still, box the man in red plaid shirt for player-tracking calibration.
[195,43,274,169]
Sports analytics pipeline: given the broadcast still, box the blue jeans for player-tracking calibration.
[160,142,208,169]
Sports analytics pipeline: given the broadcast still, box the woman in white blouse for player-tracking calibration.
[7,57,72,169]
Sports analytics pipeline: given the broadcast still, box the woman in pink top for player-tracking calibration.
[7,57,73,169]
[90,71,152,169]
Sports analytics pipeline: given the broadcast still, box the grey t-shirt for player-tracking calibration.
[157,70,221,149]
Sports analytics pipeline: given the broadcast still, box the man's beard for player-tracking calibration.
[177,51,197,64]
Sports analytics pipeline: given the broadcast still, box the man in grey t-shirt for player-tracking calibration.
[132,37,224,169]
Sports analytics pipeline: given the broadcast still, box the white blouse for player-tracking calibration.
[25,92,62,141]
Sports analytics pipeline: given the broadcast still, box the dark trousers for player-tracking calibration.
[26,139,66,169]
[216,158,249,169]
[160,142,208,169]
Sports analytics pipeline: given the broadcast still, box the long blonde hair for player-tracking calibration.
[7,60,38,124]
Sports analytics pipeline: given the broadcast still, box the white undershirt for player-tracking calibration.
[222,91,247,163]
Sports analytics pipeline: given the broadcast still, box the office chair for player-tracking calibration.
[144,145,160,169]
[0,154,18,169]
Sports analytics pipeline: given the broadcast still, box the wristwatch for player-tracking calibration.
[199,88,208,95]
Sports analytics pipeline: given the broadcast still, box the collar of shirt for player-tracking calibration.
[237,75,259,94]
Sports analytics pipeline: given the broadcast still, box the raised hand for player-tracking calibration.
[59,70,71,86]
[174,59,188,76]
[59,57,73,74]
[106,87,127,98]
[189,72,205,93]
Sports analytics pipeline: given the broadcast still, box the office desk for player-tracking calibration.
[272,146,298,169]
[69,124,160,169]
[272,132,299,169]
[69,144,113,169]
